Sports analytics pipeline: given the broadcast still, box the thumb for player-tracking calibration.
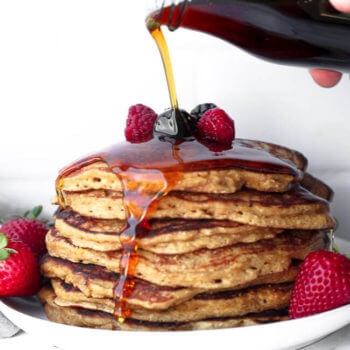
[329,0,350,12]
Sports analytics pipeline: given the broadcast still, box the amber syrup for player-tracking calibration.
[147,17,179,110]
[111,166,177,321]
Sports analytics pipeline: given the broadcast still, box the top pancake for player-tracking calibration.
[56,139,307,195]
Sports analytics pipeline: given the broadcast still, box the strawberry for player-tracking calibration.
[0,206,49,260]
[0,233,41,296]
[124,104,158,143]
[289,250,350,319]
[196,107,235,146]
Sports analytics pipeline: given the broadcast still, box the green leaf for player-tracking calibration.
[333,243,340,253]
[23,205,43,219]
[0,249,10,260]
[0,232,8,249]
[0,247,16,261]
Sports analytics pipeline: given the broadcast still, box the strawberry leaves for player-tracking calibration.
[22,205,43,220]
[0,233,16,261]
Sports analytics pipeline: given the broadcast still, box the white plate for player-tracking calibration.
[1,238,350,350]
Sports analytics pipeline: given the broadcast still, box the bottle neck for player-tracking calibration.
[153,0,190,31]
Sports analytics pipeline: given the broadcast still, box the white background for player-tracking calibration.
[0,1,349,238]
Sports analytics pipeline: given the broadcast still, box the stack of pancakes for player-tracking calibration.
[39,138,335,331]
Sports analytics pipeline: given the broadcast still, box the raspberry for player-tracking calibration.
[196,108,235,146]
[124,104,157,143]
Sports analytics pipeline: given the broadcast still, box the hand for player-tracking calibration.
[309,0,350,87]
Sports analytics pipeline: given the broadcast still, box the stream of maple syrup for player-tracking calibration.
[114,23,182,321]
[148,19,179,110]
[56,19,305,322]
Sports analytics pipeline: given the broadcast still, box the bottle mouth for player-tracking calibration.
[155,0,189,31]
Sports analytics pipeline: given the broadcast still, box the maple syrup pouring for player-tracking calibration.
[147,17,195,139]
[148,20,179,110]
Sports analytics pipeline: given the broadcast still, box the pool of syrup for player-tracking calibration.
[59,137,302,177]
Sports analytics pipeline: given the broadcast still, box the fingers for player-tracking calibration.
[329,0,350,13]
[309,69,343,88]
[309,1,349,87]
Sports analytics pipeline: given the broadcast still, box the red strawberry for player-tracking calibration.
[1,206,49,260]
[289,250,350,319]
[196,108,235,146]
[0,233,41,296]
[124,104,157,143]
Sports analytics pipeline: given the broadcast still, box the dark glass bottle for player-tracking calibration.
[147,0,350,71]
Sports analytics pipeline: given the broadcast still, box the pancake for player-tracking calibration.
[50,279,292,323]
[45,229,329,290]
[301,173,334,201]
[56,139,308,195]
[153,188,334,229]
[41,255,203,310]
[39,286,289,331]
[54,210,283,253]
[40,255,301,310]
[54,187,334,229]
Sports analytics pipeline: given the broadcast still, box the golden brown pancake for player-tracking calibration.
[50,279,292,323]
[45,229,329,290]
[41,255,301,310]
[39,286,289,331]
[54,187,334,229]
[41,256,202,310]
[54,209,283,253]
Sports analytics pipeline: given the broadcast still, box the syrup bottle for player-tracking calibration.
[147,0,350,71]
